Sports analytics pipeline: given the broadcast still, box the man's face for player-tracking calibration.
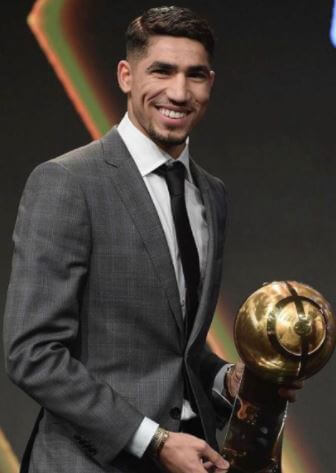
[118,35,215,158]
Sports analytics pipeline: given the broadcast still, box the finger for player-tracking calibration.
[235,360,245,375]
[213,465,230,473]
[202,462,229,473]
[231,362,244,384]
[202,460,213,470]
[278,387,297,402]
[201,443,229,470]
[278,379,304,401]
[288,380,304,389]
[227,361,245,399]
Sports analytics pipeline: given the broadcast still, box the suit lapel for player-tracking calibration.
[101,128,184,337]
[187,160,220,347]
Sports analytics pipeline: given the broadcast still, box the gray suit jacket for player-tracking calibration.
[3,127,228,472]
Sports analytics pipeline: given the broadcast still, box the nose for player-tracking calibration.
[166,73,190,104]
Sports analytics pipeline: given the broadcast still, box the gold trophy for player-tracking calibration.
[221,281,336,473]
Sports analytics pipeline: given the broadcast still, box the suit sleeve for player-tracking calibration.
[198,345,227,393]
[3,161,144,467]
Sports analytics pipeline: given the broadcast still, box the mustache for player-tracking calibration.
[153,100,194,113]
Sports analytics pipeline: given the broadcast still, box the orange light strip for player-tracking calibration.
[207,329,226,359]
[27,0,102,139]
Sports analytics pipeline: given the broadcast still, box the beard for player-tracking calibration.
[147,123,187,149]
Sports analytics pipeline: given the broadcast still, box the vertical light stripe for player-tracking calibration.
[330,0,336,47]
[0,429,19,473]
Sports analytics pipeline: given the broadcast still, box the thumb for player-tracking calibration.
[202,444,229,470]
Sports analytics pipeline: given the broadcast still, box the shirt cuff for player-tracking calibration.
[213,363,234,403]
[125,417,159,458]
[126,365,233,459]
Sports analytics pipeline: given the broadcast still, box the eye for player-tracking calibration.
[151,68,171,77]
[188,71,208,81]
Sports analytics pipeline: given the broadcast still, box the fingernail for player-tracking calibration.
[217,458,229,468]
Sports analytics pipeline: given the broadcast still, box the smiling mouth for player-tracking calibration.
[158,107,188,119]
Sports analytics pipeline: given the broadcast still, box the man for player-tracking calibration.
[3,6,300,473]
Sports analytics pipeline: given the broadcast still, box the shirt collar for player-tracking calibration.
[117,113,192,181]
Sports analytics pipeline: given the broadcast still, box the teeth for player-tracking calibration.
[159,108,186,119]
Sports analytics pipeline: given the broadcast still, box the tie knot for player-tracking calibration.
[155,162,186,197]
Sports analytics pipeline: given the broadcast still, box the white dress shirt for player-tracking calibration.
[117,114,227,457]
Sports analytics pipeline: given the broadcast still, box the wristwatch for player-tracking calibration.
[149,427,170,457]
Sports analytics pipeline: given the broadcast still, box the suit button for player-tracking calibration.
[170,407,181,420]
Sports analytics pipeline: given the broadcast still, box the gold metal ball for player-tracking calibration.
[234,281,336,384]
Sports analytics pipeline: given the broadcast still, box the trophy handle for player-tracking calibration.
[221,368,287,473]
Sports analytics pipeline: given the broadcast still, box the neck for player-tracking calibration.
[158,141,186,159]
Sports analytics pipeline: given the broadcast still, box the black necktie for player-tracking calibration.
[156,162,201,338]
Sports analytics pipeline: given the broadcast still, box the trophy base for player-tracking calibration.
[221,369,286,473]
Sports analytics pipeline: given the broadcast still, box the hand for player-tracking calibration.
[226,361,304,403]
[158,431,229,473]
[226,361,245,400]
[278,379,304,402]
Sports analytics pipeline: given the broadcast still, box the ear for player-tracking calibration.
[117,60,132,94]
[209,70,215,89]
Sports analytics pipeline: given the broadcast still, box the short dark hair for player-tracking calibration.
[126,6,215,61]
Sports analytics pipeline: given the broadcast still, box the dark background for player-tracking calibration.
[1,1,336,471]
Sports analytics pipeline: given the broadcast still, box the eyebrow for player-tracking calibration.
[146,61,211,76]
